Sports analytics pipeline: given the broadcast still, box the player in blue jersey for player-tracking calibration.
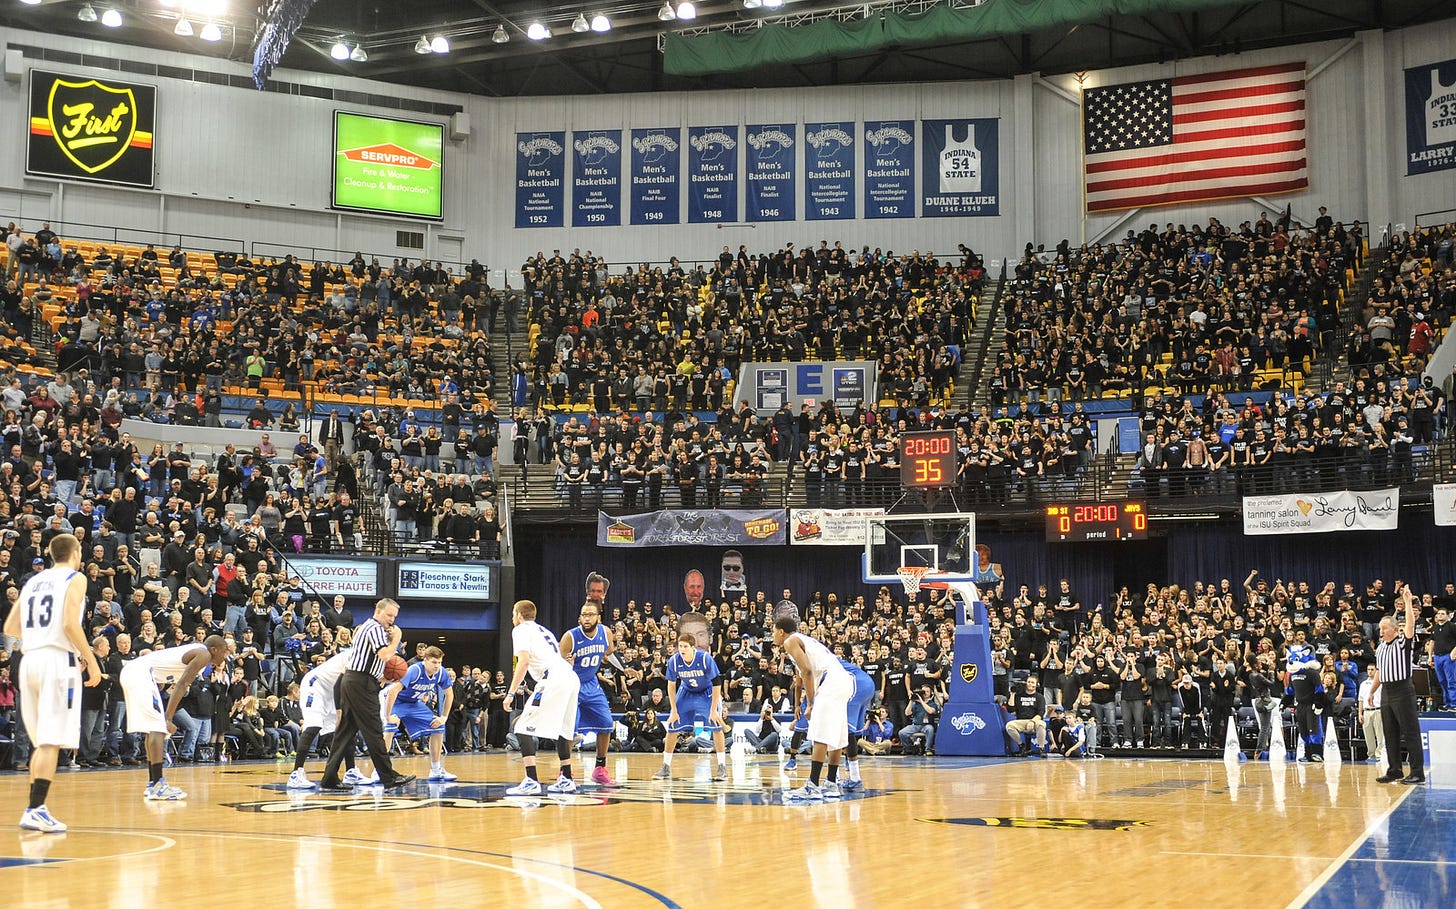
[560,599,619,787]
[381,645,457,782]
[652,632,727,782]
[835,657,877,791]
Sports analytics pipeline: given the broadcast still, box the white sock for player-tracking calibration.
[716,753,726,767]
[848,759,861,782]
[663,751,675,768]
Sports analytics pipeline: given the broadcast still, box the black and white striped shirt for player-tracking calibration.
[1376,633,1415,684]
[348,618,389,678]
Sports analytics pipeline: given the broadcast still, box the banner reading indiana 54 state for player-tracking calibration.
[921,118,1000,217]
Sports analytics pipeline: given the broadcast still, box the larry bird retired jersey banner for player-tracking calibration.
[28,69,156,188]
[1406,57,1456,176]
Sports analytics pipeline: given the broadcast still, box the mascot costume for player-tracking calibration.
[1285,643,1325,761]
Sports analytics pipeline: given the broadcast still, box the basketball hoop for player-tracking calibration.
[896,566,936,597]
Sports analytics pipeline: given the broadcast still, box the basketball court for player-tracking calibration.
[3,753,1446,908]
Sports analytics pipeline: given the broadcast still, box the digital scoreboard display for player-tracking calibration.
[1045,502,1148,542]
[899,429,957,489]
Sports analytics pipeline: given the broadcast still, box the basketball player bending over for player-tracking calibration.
[287,649,371,789]
[383,646,457,782]
[504,600,581,796]
[119,636,230,801]
[774,616,854,802]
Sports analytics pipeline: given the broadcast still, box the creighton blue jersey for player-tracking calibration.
[568,625,609,690]
[396,662,452,708]
[667,649,719,694]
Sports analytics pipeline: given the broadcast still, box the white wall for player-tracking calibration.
[2,21,1454,274]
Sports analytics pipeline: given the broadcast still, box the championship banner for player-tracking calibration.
[1242,489,1400,536]
[805,121,855,221]
[745,123,795,222]
[515,131,565,228]
[687,125,739,223]
[863,120,915,219]
[27,69,156,188]
[571,129,622,227]
[790,507,885,546]
[280,557,380,597]
[921,118,1000,217]
[598,509,786,547]
[630,127,681,225]
[1434,483,1456,526]
[1406,58,1456,176]
[396,561,498,603]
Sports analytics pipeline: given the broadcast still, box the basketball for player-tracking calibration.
[384,656,408,682]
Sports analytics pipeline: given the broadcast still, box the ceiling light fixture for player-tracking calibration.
[658,2,675,21]
[676,2,696,19]
[590,14,610,32]
[526,22,550,40]
[430,35,449,54]
[571,14,588,33]
[173,18,193,36]
[18,0,43,7]
[743,0,762,8]
[330,40,350,61]
[763,0,783,7]
[100,7,123,27]
[350,44,367,63]
[77,5,98,22]
[414,35,431,54]
[492,24,509,44]
[199,21,221,41]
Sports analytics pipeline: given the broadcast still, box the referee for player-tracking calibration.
[1374,584,1424,785]
[318,598,415,791]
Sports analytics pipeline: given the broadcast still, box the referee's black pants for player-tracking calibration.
[321,669,399,785]
[1380,679,1423,777]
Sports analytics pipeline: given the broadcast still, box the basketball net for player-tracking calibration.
[896,565,936,597]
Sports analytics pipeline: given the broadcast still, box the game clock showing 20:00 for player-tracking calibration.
[899,430,957,488]
[1045,502,1148,542]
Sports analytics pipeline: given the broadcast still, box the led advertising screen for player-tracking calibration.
[332,111,444,218]
[27,69,156,188]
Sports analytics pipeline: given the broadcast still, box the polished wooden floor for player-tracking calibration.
[1,751,1440,908]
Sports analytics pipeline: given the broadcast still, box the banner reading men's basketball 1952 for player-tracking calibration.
[630,127,681,225]
[863,120,915,219]
[28,69,156,188]
[1406,58,1456,176]
[571,129,622,227]
[921,118,999,217]
[515,131,565,228]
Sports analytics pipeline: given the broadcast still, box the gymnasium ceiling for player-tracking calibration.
[2,0,1453,97]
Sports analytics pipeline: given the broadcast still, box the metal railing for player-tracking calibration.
[0,215,245,254]
[508,471,787,519]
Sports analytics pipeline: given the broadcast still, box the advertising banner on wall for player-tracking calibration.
[396,561,498,602]
[598,509,786,547]
[1433,483,1456,525]
[687,125,739,223]
[331,111,444,219]
[571,129,622,227]
[27,69,156,188]
[735,360,878,415]
[281,557,380,597]
[863,120,915,219]
[630,127,681,225]
[1242,489,1400,536]
[1405,58,1456,176]
[789,508,886,545]
[805,121,855,221]
[745,123,796,222]
[921,118,1000,217]
[515,131,566,228]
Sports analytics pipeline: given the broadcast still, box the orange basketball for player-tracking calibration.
[384,656,409,682]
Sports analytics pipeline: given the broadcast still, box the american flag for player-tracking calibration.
[1083,62,1307,213]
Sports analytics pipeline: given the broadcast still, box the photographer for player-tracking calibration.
[859,708,896,755]
[1248,651,1284,757]
[898,685,941,755]
[743,700,782,754]
[626,708,665,753]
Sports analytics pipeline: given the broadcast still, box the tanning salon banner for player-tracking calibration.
[1406,58,1456,175]
[28,69,156,188]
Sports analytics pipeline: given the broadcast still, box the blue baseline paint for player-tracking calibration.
[0,856,68,867]
[1302,787,1455,908]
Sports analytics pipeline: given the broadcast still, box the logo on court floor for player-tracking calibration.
[959,663,979,683]
[920,817,1152,831]
[226,779,896,812]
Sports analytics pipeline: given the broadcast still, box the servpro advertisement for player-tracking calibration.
[332,111,444,218]
[27,69,156,188]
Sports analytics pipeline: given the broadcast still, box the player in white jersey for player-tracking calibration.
[120,635,230,801]
[503,599,580,797]
[287,649,371,789]
[773,615,854,803]
[4,533,101,833]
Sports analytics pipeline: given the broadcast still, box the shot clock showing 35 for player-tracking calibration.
[900,430,957,488]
